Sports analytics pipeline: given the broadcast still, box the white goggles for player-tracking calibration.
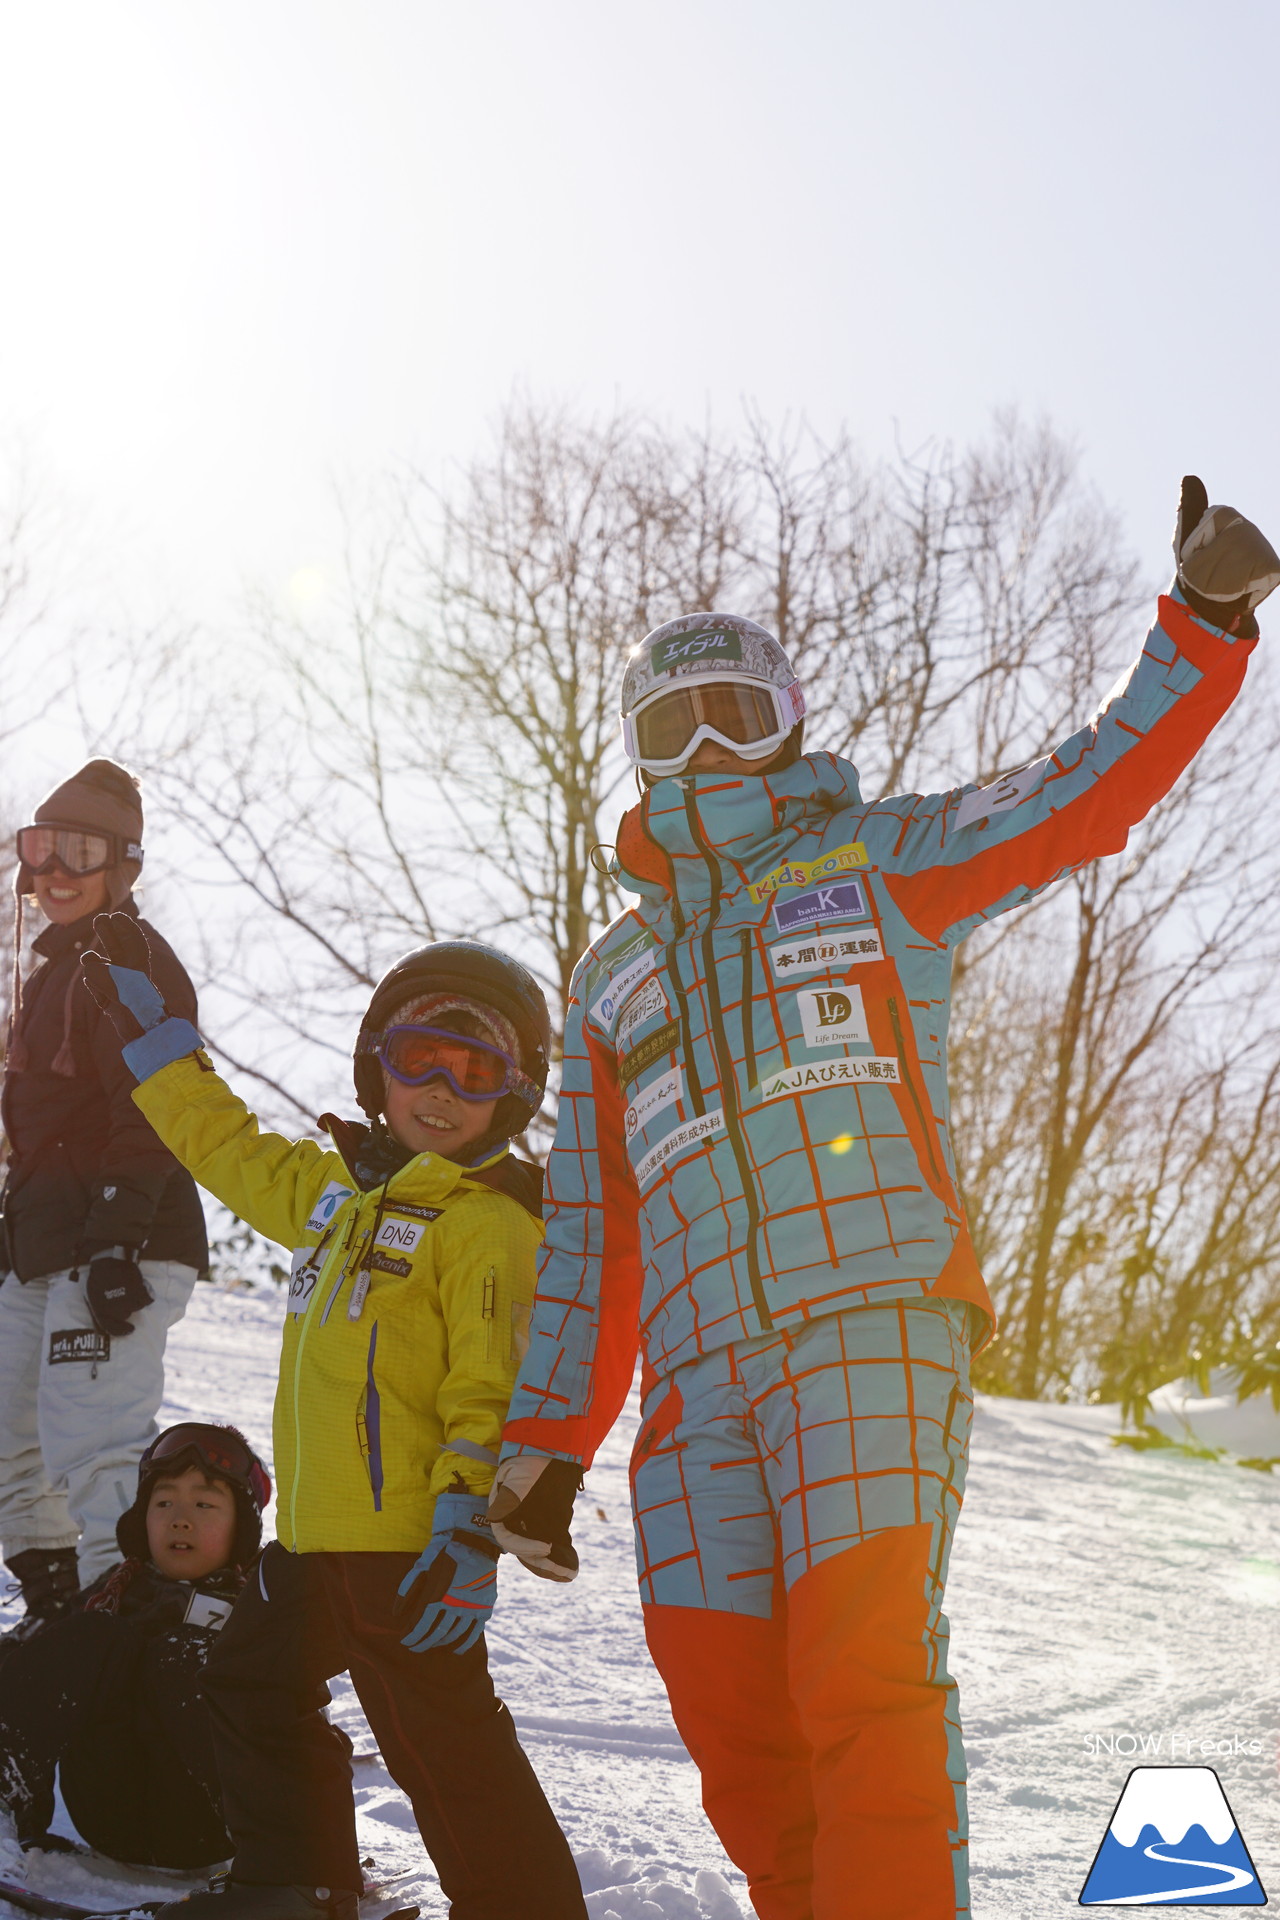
[622,675,806,775]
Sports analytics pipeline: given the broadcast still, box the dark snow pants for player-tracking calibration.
[200,1545,586,1920]
[0,1608,228,1866]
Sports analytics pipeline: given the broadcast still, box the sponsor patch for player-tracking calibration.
[757,1057,901,1102]
[387,1202,443,1222]
[619,1019,681,1086]
[635,1110,725,1188]
[770,932,883,975]
[375,1216,425,1255]
[304,1181,355,1234]
[616,974,669,1043]
[49,1328,110,1365]
[370,1249,413,1278]
[591,950,657,1030]
[625,1066,683,1140]
[749,841,869,906]
[287,1245,322,1316]
[650,627,743,672]
[798,987,870,1050]
[772,879,868,933]
[953,756,1049,831]
[585,929,655,1000]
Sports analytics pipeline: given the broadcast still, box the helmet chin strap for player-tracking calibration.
[638,722,805,787]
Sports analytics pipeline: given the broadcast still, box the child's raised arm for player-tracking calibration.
[82,913,351,1249]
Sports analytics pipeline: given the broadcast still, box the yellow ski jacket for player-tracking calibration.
[133,1055,542,1552]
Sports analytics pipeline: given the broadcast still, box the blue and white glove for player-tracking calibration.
[395,1490,500,1655]
[80,914,203,1081]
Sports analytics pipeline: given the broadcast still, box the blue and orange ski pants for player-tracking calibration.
[630,1297,975,1920]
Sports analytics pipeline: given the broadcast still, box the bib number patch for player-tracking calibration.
[287,1246,321,1317]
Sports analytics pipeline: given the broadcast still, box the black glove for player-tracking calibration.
[1174,475,1280,639]
[84,1248,153,1338]
[487,1455,584,1582]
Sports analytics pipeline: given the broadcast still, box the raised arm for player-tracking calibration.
[883,480,1279,946]
[81,912,347,1248]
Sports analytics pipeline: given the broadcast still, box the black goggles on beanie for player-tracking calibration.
[356,1024,542,1108]
[139,1423,272,1513]
[17,823,144,877]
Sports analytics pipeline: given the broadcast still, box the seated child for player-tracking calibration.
[0,1422,269,1869]
[81,925,587,1920]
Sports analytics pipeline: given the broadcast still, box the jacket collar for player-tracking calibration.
[613,753,865,908]
[31,895,139,962]
[321,1115,523,1202]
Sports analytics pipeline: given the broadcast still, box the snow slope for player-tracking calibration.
[3,1281,1279,1918]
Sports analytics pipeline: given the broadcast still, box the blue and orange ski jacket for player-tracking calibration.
[501,593,1253,1468]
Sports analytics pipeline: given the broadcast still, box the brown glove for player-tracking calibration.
[1174,475,1280,638]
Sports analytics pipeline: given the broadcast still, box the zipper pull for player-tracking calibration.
[347,1268,372,1320]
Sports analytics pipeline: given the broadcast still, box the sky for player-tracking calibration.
[1,0,1278,664]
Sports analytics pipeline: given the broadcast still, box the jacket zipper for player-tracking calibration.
[362,1321,384,1511]
[288,1185,379,1540]
[887,995,942,1181]
[683,792,773,1333]
[663,896,707,1117]
[738,929,758,1090]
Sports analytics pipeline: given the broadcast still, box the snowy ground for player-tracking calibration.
[3,1279,1279,1918]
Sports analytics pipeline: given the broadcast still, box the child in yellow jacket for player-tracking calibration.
[81,922,587,1920]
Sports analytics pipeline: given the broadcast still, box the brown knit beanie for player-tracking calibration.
[21,757,144,909]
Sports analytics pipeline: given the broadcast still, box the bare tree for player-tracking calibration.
[123,399,1280,1394]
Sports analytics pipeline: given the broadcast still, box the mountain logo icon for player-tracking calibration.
[1079,1765,1265,1905]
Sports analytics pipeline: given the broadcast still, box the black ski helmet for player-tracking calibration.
[116,1422,269,1567]
[354,940,552,1139]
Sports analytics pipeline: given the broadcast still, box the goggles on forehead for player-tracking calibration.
[357,1024,541,1108]
[622,675,806,775]
[17,823,143,878]
[140,1422,272,1511]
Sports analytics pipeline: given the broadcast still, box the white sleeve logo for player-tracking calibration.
[590,951,657,1030]
[953,756,1049,832]
[304,1181,355,1234]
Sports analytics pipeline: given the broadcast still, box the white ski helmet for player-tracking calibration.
[620,612,806,776]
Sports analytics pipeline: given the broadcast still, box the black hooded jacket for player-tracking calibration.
[0,1559,245,1865]
[1,901,209,1280]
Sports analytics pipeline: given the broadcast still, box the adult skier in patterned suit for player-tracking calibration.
[486,480,1280,1920]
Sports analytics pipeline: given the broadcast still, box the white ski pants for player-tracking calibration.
[0,1260,198,1583]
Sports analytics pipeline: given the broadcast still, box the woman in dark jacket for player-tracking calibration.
[0,1423,268,1867]
[0,760,209,1632]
